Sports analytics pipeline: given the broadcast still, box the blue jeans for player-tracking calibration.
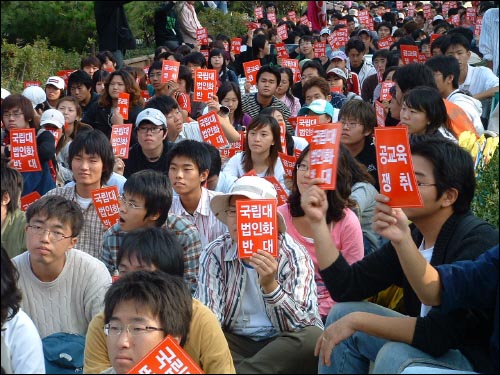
[318,302,474,374]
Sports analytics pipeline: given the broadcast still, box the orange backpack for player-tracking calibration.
[443,99,478,139]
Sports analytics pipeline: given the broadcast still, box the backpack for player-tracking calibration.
[42,333,85,374]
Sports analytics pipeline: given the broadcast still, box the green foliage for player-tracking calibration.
[124,1,162,48]
[471,148,499,228]
[197,8,249,39]
[1,38,81,94]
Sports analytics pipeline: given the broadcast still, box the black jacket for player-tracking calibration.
[94,1,135,51]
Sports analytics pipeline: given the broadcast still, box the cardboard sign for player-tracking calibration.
[465,7,476,25]
[110,124,133,159]
[377,36,394,50]
[374,127,423,208]
[254,6,263,20]
[141,90,150,101]
[375,100,386,127]
[263,176,289,207]
[332,28,349,49]
[237,199,278,258]
[10,128,41,172]
[21,191,41,211]
[243,60,261,85]
[198,111,228,148]
[275,43,289,59]
[46,129,62,147]
[278,152,297,178]
[278,120,287,152]
[423,4,432,19]
[193,69,217,102]
[231,38,242,54]
[288,11,297,23]
[56,69,76,87]
[267,12,277,25]
[313,42,327,58]
[430,33,442,45]
[295,116,319,143]
[161,60,180,83]
[309,123,342,190]
[280,59,301,83]
[277,24,288,41]
[23,81,41,88]
[196,27,209,45]
[126,335,204,374]
[380,81,395,101]
[246,22,259,30]
[117,92,130,120]
[200,49,210,62]
[400,45,419,65]
[220,131,244,159]
[91,186,120,228]
[450,14,460,26]
[474,16,483,38]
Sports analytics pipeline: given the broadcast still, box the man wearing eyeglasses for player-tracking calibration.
[12,195,111,338]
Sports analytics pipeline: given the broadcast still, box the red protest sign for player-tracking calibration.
[254,6,263,20]
[309,123,342,190]
[380,81,395,101]
[141,90,150,101]
[223,41,229,52]
[46,129,62,148]
[430,33,442,46]
[243,169,257,177]
[407,4,415,17]
[423,4,432,19]
[117,92,130,120]
[20,191,41,211]
[110,124,133,159]
[418,53,427,63]
[280,58,300,83]
[91,186,120,229]
[450,14,460,26]
[275,43,289,59]
[377,36,394,50]
[332,28,349,49]
[56,69,76,86]
[400,45,419,65]
[127,335,204,374]
[278,120,287,151]
[396,1,403,10]
[465,8,476,25]
[243,60,261,85]
[237,199,278,258]
[161,60,180,83]
[374,127,423,208]
[10,129,41,172]
[200,49,210,62]
[220,131,245,159]
[288,11,297,23]
[295,116,319,143]
[313,42,327,58]
[198,111,228,148]
[267,12,277,25]
[279,152,297,178]
[23,81,41,88]
[231,38,242,54]
[330,85,343,94]
[277,24,288,41]
[263,176,289,207]
[196,27,209,45]
[375,100,386,127]
[193,69,217,102]
[474,17,483,38]
[246,22,259,30]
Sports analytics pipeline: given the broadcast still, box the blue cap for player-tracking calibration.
[298,99,335,120]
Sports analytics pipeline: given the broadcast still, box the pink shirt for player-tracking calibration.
[278,205,364,318]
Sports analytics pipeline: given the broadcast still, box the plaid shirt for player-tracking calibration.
[196,232,323,332]
[99,213,203,294]
[45,186,105,259]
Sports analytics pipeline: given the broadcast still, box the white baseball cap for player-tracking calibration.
[1,88,11,100]
[22,86,47,108]
[45,76,65,90]
[135,108,167,127]
[40,109,65,129]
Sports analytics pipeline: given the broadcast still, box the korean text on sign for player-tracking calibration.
[10,128,41,172]
[275,43,289,59]
[278,152,297,178]
[91,186,120,228]
[110,124,133,159]
[400,45,419,65]
[295,116,319,144]
[127,335,204,374]
[380,81,395,101]
[21,191,41,212]
[193,69,217,102]
[196,27,209,45]
[237,199,278,258]
[198,111,228,148]
[309,123,342,190]
[243,60,261,86]
[263,176,288,207]
[117,92,130,120]
[313,42,326,58]
[220,131,244,159]
[231,38,242,54]
[162,60,180,83]
[374,126,423,208]
[280,58,301,83]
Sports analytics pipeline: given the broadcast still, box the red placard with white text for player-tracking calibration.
[380,81,395,101]
[91,186,120,228]
[474,17,483,38]
[161,60,180,83]
[332,28,349,49]
[254,6,263,20]
[281,58,301,83]
[243,60,261,85]
[21,191,41,211]
[200,49,210,62]
[295,116,319,143]
[423,4,432,19]
[127,335,204,374]
[56,70,76,87]
[237,199,278,258]
[313,42,327,58]
[196,27,209,45]
[277,24,288,41]
[278,152,297,178]
[23,81,41,88]
[220,131,244,159]
[400,45,419,65]
[275,43,289,59]
[263,176,288,207]
[278,121,287,151]
[309,123,342,190]
[46,129,62,147]
[197,111,228,148]
[231,38,242,54]
[377,36,394,50]
[396,1,403,10]
[110,124,132,159]
[375,100,386,127]
[117,92,130,120]
[9,129,41,172]
[267,12,276,25]
[193,69,217,102]
[465,8,476,25]
[374,127,423,208]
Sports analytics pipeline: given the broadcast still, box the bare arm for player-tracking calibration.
[473,86,499,101]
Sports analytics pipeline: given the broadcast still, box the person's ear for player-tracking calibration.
[440,187,458,208]
[69,236,78,250]
[1,192,11,206]
[200,169,209,183]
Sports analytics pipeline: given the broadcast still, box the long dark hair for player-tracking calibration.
[1,246,22,326]
[99,69,144,108]
[278,67,296,103]
[217,81,243,125]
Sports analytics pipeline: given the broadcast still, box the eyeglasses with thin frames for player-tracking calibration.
[103,323,164,337]
[118,195,145,209]
[296,162,309,172]
[416,182,437,187]
[27,225,72,242]
[2,112,24,119]
[341,121,361,129]
[137,127,163,134]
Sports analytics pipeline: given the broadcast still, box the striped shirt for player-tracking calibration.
[196,232,323,332]
[170,187,228,248]
[241,93,293,136]
[99,214,203,294]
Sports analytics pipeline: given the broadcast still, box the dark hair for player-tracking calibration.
[447,26,474,44]
[260,107,295,156]
[154,51,176,62]
[410,135,475,213]
[99,69,143,108]
[91,69,110,94]
[259,18,272,29]
[338,99,377,134]
[118,228,184,277]
[1,94,35,128]
[345,38,365,54]
[1,160,23,213]
[26,195,84,237]
[147,60,163,79]
[376,22,393,33]
[256,64,281,86]
[242,115,282,175]
[440,33,471,54]
[217,81,243,125]
[178,65,194,93]
[382,66,399,81]
[166,140,211,183]
[402,86,454,137]
[68,129,115,185]
[144,94,179,117]
[123,170,173,227]
[1,246,22,326]
[80,55,101,70]
[68,70,93,92]
[433,21,451,34]
[154,46,172,59]
[425,55,460,89]
[301,60,327,79]
[288,145,355,224]
[201,142,222,179]
[341,144,375,185]
[252,34,269,58]
[372,49,391,62]
[182,52,207,68]
[176,44,192,57]
[55,96,93,154]
[96,50,117,67]
[278,67,295,102]
[104,270,192,347]
[392,63,437,94]
[208,48,229,79]
[302,76,331,99]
